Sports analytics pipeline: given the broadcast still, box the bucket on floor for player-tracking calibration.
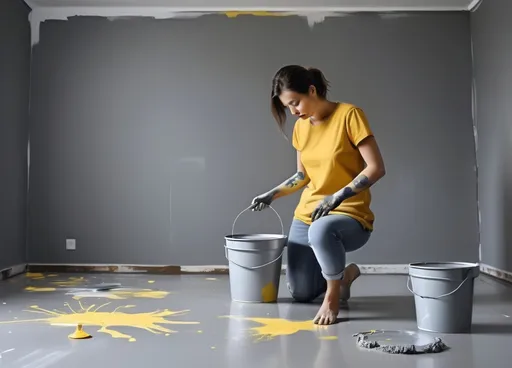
[224,205,287,303]
[408,262,480,333]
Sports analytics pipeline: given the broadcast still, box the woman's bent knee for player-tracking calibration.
[287,282,318,303]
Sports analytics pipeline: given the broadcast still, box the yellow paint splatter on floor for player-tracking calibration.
[148,280,155,284]
[0,302,199,342]
[319,336,338,340]
[25,286,56,292]
[223,316,328,341]
[51,277,86,286]
[25,273,46,280]
[71,289,170,300]
[205,278,217,281]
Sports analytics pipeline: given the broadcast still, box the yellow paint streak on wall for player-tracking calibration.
[224,316,326,341]
[72,289,170,300]
[224,11,287,18]
[25,286,56,292]
[261,282,277,302]
[0,302,199,343]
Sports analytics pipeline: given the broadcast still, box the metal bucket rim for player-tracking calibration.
[225,233,288,242]
[408,262,479,271]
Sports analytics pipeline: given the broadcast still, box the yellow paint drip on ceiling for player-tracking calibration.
[224,11,288,18]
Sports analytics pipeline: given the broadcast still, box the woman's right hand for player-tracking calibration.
[250,191,275,211]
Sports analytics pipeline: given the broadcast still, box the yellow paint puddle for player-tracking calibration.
[223,316,328,341]
[0,302,199,342]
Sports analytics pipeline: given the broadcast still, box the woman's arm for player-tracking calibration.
[250,151,309,210]
[273,151,310,199]
[311,136,385,221]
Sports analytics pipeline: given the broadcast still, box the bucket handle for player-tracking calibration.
[231,204,284,236]
[406,271,471,299]
[224,245,285,270]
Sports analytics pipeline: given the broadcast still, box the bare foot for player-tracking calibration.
[340,263,361,301]
[313,290,340,325]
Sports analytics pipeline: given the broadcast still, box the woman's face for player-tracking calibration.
[279,86,318,120]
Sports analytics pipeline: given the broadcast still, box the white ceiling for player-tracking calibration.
[26,0,481,11]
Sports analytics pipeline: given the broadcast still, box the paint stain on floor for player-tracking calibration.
[223,316,330,341]
[24,286,57,292]
[0,302,199,342]
[69,289,170,300]
[51,277,86,287]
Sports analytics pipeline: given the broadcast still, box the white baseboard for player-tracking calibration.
[479,263,512,283]
[18,263,512,284]
[27,263,410,275]
[0,264,27,280]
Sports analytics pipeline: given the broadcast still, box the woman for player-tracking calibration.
[250,65,386,325]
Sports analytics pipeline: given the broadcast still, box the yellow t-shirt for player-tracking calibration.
[292,102,375,230]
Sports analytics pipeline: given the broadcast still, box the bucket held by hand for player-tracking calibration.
[224,205,287,303]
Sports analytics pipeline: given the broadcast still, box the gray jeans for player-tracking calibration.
[286,215,371,302]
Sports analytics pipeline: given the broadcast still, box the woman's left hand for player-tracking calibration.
[311,195,343,222]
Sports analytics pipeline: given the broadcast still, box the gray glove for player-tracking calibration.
[249,191,275,211]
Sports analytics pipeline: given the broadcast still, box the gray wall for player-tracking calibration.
[0,0,30,270]
[28,12,479,266]
[471,0,512,273]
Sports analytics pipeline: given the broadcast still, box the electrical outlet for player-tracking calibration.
[66,238,76,250]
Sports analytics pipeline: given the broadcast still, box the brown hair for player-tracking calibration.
[271,65,330,133]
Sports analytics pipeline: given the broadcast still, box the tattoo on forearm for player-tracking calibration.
[336,175,372,201]
[353,174,370,189]
[267,171,306,199]
[285,171,305,188]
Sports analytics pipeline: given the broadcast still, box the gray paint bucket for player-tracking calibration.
[408,262,480,333]
[224,205,287,303]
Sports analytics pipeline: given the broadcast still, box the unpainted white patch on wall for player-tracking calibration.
[468,0,484,11]
[469,31,482,262]
[28,4,469,47]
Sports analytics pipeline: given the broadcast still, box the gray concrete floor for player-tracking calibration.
[0,272,511,367]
